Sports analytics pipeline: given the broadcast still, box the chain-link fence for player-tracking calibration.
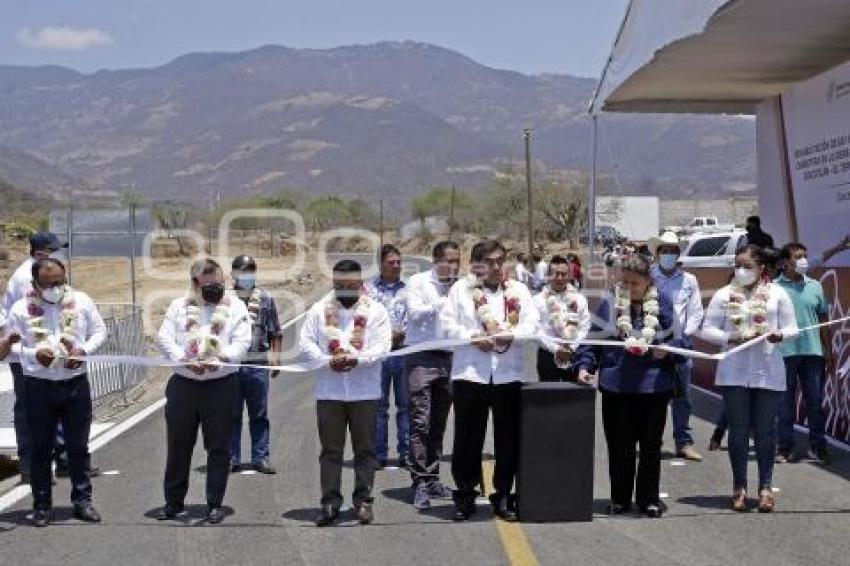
[89,303,146,407]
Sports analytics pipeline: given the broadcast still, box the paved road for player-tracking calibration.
[1,255,849,565]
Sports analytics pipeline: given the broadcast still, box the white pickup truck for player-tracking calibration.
[666,216,736,236]
[677,229,747,269]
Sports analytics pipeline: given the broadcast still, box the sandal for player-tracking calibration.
[757,489,775,513]
[731,489,748,513]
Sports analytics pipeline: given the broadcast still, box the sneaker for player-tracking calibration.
[813,446,832,465]
[427,482,454,499]
[413,485,431,510]
[775,451,790,464]
[676,445,703,462]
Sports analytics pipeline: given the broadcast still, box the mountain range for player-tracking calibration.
[0,41,756,210]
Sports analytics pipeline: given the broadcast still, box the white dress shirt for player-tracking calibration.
[651,266,705,339]
[439,278,539,385]
[299,296,392,401]
[405,269,453,348]
[8,290,107,381]
[2,257,35,363]
[158,293,252,380]
[701,283,798,391]
[532,287,591,354]
[534,261,548,289]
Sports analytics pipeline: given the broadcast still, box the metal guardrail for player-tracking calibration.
[89,303,146,406]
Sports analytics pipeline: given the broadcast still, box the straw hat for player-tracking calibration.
[648,231,686,255]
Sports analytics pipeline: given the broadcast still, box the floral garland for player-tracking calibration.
[467,274,522,335]
[543,285,583,341]
[244,288,263,324]
[726,280,770,340]
[615,286,660,356]
[26,287,78,368]
[324,292,371,355]
[184,296,231,361]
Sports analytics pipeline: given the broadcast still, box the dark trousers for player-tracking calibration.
[12,362,67,475]
[451,379,521,504]
[536,348,577,382]
[778,356,826,452]
[24,374,93,510]
[406,351,453,487]
[230,365,271,465]
[601,389,670,508]
[317,399,378,509]
[722,386,780,491]
[164,374,237,509]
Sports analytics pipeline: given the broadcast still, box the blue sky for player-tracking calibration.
[1,0,629,77]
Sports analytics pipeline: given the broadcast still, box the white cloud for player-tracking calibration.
[17,26,114,51]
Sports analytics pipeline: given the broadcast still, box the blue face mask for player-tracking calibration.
[235,274,256,289]
[658,254,679,271]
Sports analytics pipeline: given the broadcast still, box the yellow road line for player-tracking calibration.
[482,461,539,566]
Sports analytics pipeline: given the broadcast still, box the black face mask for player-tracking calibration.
[200,283,225,304]
[336,291,359,309]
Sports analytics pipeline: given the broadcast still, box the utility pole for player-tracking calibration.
[588,116,598,262]
[448,185,456,241]
[524,128,534,257]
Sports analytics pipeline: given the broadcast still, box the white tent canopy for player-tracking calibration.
[591,0,850,115]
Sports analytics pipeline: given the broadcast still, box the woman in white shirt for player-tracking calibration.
[701,245,798,513]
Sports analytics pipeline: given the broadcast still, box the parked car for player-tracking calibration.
[677,229,747,269]
[665,216,736,236]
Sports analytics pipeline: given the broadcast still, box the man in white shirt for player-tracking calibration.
[440,240,539,522]
[514,253,531,287]
[533,255,591,382]
[156,259,252,525]
[7,257,107,527]
[533,252,548,292]
[649,232,706,462]
[299,259,392,527]
[405,240,460,510]
[3,231,68,482]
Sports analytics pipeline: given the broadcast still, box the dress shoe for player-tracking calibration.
[314,505,340,527]
[376,459,388,470]
[31,509,52,527]
[230,463,241,473]
[73,503,102,523]
[156,503,185,520]
[253,461,277,474]
[676,445,703,462]
[452,506,474,522]
[355,502,374,525]
[641,504,663,518]
[427,482,454,499]
[490,494,517,522]
[206,507,225,524]
[607,503,631,515]
[775,451,791,464]
[413,485,431,510]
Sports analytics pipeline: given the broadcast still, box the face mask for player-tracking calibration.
[794,258,809,275]
[200,283,225,304]
[336,290,360,308]
[734,267,758,287]
[235,274,256,290]
[40,285,65,304]
[658,254,679,271]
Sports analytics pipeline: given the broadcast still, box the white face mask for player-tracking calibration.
[40,285,65,304]
[734,267,758,287]
[794,258,809,275]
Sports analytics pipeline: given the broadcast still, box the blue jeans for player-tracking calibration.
[374,357,409,463]
[778,356,826,452]
[721,387,781,491]
[230,365,271,465]
[671,359,694,448]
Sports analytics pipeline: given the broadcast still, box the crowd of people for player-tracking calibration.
[0,218,842,527]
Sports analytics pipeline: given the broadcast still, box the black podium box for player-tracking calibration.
[516,382,596,522]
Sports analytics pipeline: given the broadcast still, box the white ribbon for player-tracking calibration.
[72,315,850,374]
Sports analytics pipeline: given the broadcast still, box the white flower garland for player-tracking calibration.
[324,294,371,355]
[467,274,522,335]
[543,285,583,342]
[616,286,660,356]
[184,296,231,361]
[726,280,771,340]
[25,287,78,368]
